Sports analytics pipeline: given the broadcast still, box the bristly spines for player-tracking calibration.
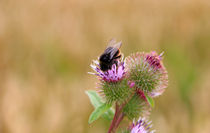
[122,93,150,120]
[129,62,162,92]
[102,79,133,104]
[125,52,168,97]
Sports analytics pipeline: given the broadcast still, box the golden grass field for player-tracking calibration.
[0,0,210,133]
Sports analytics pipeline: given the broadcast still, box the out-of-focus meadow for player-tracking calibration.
[0,0,210,133]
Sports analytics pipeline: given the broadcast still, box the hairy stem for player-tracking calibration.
[108,103,125,133]
[114,112,124,131]
[108,103,119,133]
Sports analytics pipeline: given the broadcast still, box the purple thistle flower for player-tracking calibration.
[89,59,126,83]
[145,51,163,70]
[130,117,155,133]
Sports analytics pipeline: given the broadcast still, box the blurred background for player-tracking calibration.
[0,0,210,133]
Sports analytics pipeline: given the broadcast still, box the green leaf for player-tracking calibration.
[103,108,114,120]
[85,90,114,121]
[85,90,103,108]
[145,95,155,108]
[88,103,112,124]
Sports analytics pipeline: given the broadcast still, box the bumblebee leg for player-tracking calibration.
[112,60,118,67]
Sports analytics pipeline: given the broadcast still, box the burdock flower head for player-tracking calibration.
[89,40,133,104]
[130,117,155,133]
[125,51,168,98]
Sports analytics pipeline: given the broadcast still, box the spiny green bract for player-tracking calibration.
[123,93,150,120]
[102,79,133,104]
[129,62,162,92]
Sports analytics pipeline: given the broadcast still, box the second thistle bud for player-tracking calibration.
[125,52,168,97]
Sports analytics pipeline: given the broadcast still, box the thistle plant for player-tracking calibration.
[86,39,168,133]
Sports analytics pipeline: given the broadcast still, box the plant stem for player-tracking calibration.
[108,103,119,133]
[114,112,124,130]
[108,103,125,133]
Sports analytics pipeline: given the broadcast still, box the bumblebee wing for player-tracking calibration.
[103,39,122,59]
[107,38,122,49]
[108,39,122,58]
[107,38,117,47]
[104,39,117,53]
[113,41,122,49]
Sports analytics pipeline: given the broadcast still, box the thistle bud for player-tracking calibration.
[123,93,151,120]
[125,52,168,97]
[89,59,133,103]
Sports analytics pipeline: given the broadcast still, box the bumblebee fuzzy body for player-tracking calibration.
[99,40,122,71]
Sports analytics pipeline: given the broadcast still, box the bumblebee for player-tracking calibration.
[99,39,122,71]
